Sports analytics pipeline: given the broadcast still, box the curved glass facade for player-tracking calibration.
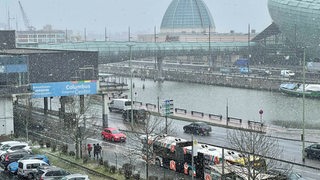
[160,0,215,34]
[268,0,320,58]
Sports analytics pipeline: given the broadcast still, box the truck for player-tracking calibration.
[306,62,320,72]
[108,98,131,112]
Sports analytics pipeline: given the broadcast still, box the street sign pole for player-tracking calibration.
[163,99,173,134]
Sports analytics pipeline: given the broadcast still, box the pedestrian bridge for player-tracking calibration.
[36,41,253,64]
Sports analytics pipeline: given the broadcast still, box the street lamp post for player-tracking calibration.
[127,44,134,127]
[208,26,211,70]
[302,48,306,163]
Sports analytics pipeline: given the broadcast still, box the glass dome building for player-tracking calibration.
[160,0,215,34]
[268,0,320,58]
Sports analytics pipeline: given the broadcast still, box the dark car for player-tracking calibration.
[0,150,31,170]
[304,143,320,160]
[122,108,148,123]
[183,122,212,135]
[267,168,305,180]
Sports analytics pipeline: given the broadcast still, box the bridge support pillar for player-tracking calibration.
[155,56,164,81]
[102,94,109,128]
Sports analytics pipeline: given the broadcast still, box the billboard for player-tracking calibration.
[32,80,97,98]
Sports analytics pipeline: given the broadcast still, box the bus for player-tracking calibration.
[140,134,268,180]
[140,134,230,179]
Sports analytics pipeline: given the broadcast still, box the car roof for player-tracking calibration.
[19,159,48,163]
[63,173,89,178]
[7,142,29,146]
[0,141,21,145]
[193,122,208,125]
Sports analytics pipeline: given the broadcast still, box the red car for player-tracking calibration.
[101,127,126,142]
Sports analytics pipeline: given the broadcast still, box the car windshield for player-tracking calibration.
[0,144,11,150]
[111,130,120,134]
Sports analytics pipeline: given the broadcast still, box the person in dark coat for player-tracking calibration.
[96,143,102,159]
[93,144,97,159]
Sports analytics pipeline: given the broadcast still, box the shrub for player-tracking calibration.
[103,160,109,168]
[98,157,103,165]
[122,163,133,179]
[110,165,116,174]
[60,144,68,155]
[46,141,51,148]
[51,143,57,152]
[69,151,75,156]
[132,173,140,180]
[39,140,44,148]
[83,154,89,164]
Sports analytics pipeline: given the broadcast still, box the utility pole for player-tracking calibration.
[209,25,211,69]
[302,48,306,163]
[127,44,134,127]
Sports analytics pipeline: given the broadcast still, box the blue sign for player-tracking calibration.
[32,81,97,98]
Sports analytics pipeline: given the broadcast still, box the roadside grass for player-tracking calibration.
[33,147,125,180]
[272,120,320,129]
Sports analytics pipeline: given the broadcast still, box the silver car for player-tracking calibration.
[36,166,71,180]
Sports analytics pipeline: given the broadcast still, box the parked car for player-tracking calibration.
[0,142,31,158]
[304,143,320,160]
[61,173,90,180]
[17,159,49,179]
[0,141,21,149]
[36,165,71,180]
[101,127,126,142]
[122,108,148,123]
[259,69,272,76]
[183,122,212,135]
[0,150,31,170]
[7,154,50,174]
[267,168,305,180]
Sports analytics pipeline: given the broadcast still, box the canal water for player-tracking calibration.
[130,77,320,125]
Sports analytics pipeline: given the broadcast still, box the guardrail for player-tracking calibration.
[227,117,242,124]
[175,108,187,114]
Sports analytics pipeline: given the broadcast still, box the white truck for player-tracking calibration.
[108,99,132,112]
[280,70,295,77]
[306,62,320,72]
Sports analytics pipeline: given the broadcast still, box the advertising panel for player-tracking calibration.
[32,80,97,98]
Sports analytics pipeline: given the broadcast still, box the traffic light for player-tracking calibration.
[163,99,174,116]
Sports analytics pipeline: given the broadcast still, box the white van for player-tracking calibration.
[108,99,132,112]
[17,159,49,179]
[280,70,295,77]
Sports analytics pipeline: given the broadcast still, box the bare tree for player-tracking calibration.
[55,95,101,159]
[124,113,176,179]
[226,126,284,180]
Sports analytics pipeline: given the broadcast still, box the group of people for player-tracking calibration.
[87,143,102,159]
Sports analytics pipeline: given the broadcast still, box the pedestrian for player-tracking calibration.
[96,143,101,159]
[93,144,97,159]
[87,144,92,157]
[97,143,102,159]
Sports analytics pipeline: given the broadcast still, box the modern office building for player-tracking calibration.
[0,30,99,136]
[267,0,320,61]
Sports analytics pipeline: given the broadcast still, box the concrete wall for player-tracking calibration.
[0,97,14,135]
